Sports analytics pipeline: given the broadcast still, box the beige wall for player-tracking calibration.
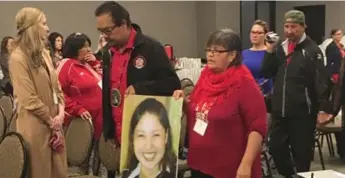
[0,1,240,58]
[275,1,345,40]
[196,1,240,57]
[0,1,199,57]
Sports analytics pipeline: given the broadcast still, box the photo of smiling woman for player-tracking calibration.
[121,97,179,178]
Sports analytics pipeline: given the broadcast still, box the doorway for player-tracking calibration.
[294,5,325,45]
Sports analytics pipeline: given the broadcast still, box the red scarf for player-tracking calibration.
[190,65,255,105]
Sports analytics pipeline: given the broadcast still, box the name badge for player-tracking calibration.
[193,119,208,136]
[98,80,102,89]
[53,91,58,105]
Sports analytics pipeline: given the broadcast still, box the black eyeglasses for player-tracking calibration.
[204,48,229,55]
[97,25,118,35]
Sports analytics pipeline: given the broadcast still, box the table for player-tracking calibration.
[298,170,345,178]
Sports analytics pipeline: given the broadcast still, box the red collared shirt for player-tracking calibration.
[110,28,137,142]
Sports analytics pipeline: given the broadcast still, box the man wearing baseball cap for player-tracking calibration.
[261,10,333,177]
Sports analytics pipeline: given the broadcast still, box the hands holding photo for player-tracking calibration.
[173,90,190,103]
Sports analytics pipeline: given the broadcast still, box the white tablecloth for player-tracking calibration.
[298,170,345,178]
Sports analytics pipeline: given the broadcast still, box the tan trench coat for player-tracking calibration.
[9,48,68,178]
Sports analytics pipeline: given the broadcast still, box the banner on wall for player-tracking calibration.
[120,95,183,178]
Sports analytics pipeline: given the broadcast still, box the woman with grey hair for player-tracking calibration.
[173,29,267,178]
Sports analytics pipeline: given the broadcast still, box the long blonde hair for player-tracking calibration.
[15,7,46,68]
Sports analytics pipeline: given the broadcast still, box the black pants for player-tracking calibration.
[335,131,345,158]
[334,107,345,158]
[268,112,316,177]
[107,171,116,178]
[191,169,213,178]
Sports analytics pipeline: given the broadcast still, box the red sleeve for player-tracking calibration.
[57,62,87,122]
[238,78,267,138]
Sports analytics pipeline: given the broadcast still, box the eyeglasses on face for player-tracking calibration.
[204,48,229,55]
[97,24,118,35]
[251,31,265,35]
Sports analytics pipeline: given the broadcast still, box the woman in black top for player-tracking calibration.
[0,36,14,95]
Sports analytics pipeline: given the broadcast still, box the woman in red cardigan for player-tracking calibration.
[57,32,103,175]
[174,29,267,178]
[57,33,102,138]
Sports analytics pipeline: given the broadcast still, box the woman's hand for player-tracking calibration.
[84,53,97,62]
[173,90,184,100]
[50,114,64,131]
[49,130,64,152]
[50,104,65,130]
[80,110,92,120]
[236,162,252,178]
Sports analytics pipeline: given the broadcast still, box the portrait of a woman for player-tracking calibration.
[122,98,177,178]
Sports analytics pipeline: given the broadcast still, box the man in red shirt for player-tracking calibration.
[95,2,181,176]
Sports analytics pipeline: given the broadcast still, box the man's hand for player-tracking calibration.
[125,85,136,96]
[265,32,278,53]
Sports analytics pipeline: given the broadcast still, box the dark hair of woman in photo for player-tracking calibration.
[123,98,177,178]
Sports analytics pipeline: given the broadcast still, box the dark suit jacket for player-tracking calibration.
[326,41,343,76]
[100,32,181,140]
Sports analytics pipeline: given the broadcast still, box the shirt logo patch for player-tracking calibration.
[133,56,146,69]
[317,53,323,60]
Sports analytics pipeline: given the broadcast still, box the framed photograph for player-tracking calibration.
[120,95,183,178]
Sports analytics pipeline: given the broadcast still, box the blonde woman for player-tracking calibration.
[9,7,68,178]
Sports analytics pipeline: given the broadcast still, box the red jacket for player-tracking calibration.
[57,58,103,139]
[187,77,267,178]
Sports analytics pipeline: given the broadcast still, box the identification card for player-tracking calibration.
[53,91,58,105]
[98,80,102,89]
[193,119,208,136]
